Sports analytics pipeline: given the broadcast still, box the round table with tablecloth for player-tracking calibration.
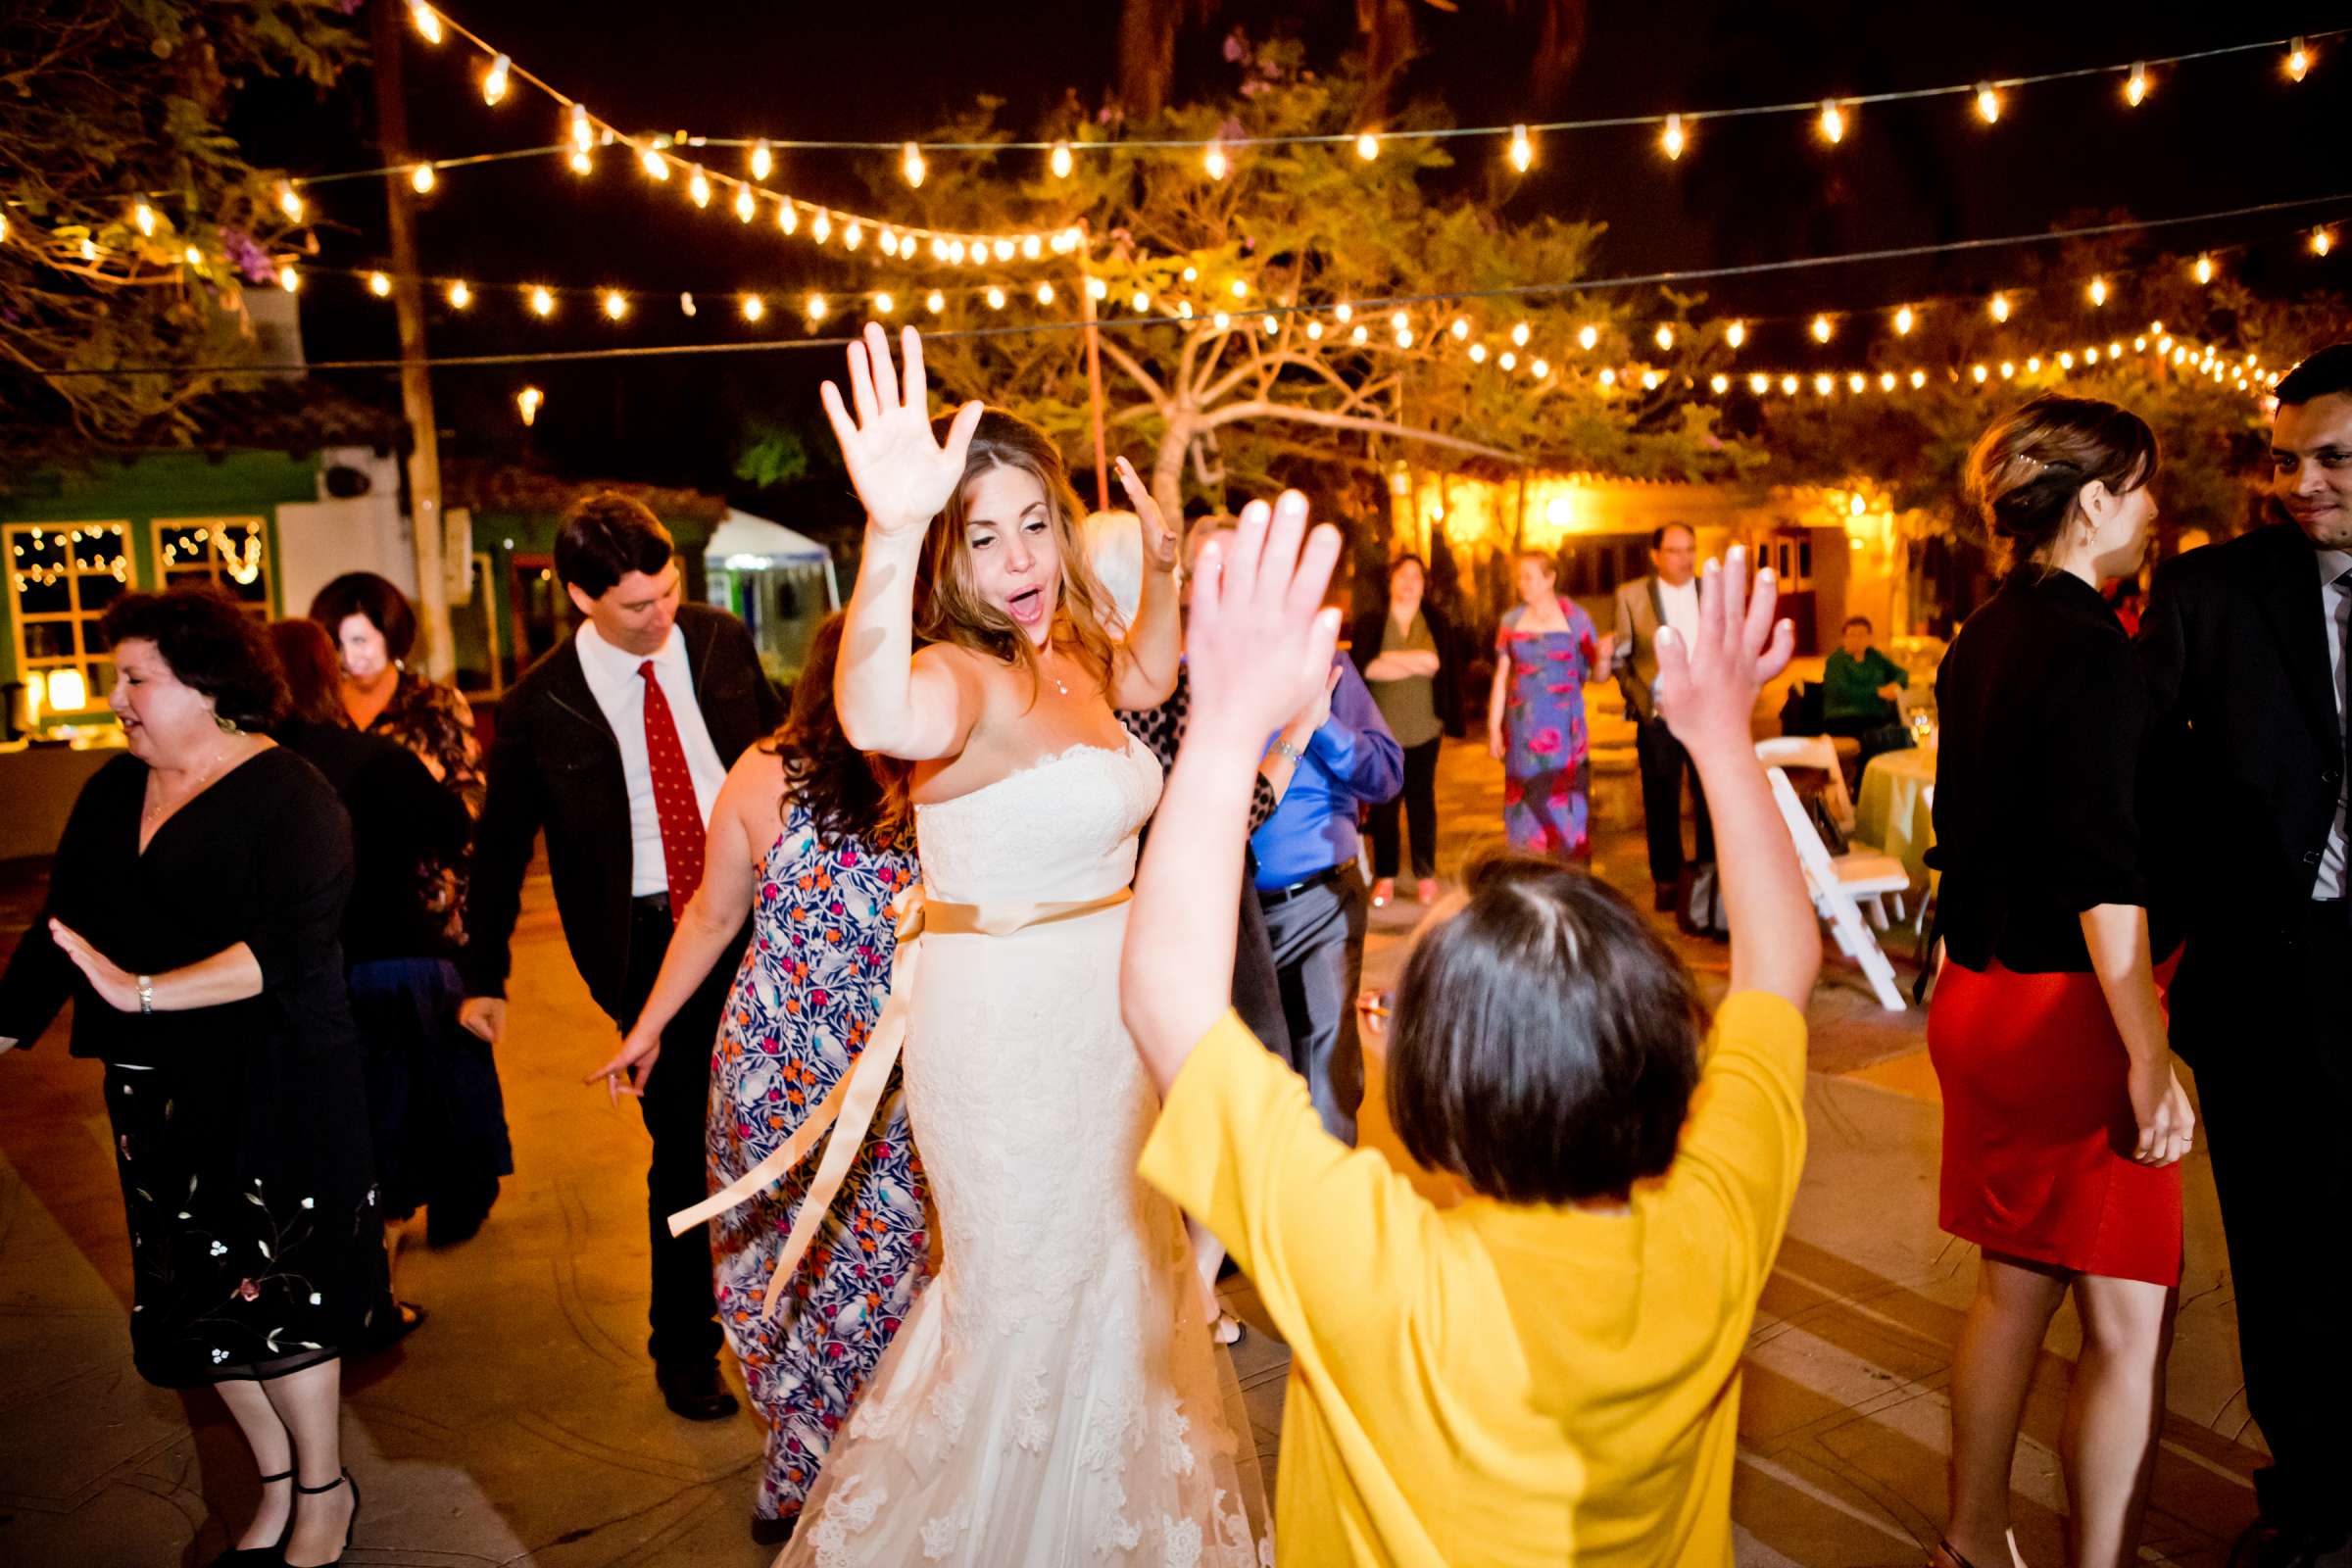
[1855,746,1937,887]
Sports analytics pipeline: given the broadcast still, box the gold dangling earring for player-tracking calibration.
[214,709,240,736]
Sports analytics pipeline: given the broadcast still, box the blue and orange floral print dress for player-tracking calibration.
[1495,598,1601,859]
[706,804,926,1528]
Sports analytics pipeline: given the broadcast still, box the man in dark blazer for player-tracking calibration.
[2139,343,2352,1568]
[459,493,782,1421]
[1612,522,1714,910]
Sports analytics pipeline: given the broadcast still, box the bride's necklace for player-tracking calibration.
[1041,639,1069,697]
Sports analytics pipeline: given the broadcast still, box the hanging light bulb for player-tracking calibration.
[516,386,542,426]
[880,229,901,257]
[1508,124,1534,172]
[2000,361,2016,379]
[639,147,668,180]
[1531,358,1550,378]
[874,292,896,315]
[1464,339,1483,361]
[570,104,595,154]
[688,169,712,208]
[1203,141,1232,179]
[529,285,555,317]
[806,293,828,321]
[368,271,392,297]
[810,211,831,244]
[447,279,471,309]
[2193,253,2214,284]
[277,265,300,292]
[741,294,765,322]
[1819,100,1846,144]
[569,148,593,175]
[1132,290,1151,313]
[673,290,694,317]
[1750,372,1771,395]
[1511,321,1532,347]
[1880,370,1897,391]
[133,201,157,236]
[1353,324,1371,345]
[1356,130,1381,161]
[1498,350,1516,369]
[777,202,799,235]
[1815,373,1836,396]
[1334,303,1352,323]
[1040,282,1058,306]
[2125,62,2150,106]
[1391,310,1410,332]
[1848,371,1867,393]
[1893,305,1916,336]
[1231,277,1250,299]
[1909,369,1927,388]
[2087,275,2109,307]
[1710,373,1731,394]
[1050,141,1074,179]
[1972,364,1989,383]
[2027,356,2043,371]
[1577,323,1598,352]
[987,286,1006,311]
[1262,315,1279,334]
[1661,114,1687,160]
[1450,317,1470,341]
[901,142,926,188]
[734,187,756,223]
[2285,38,2312,82]
[411,163,436,194]
[409,2,441,43]
[1975,83,2002,124]
[603,290,628,319]
[750,140,772,180]
[926,290,946,315]
[1021,234,1044,261]
[990,237,1012,262]
[2313,227,2336,257]
[1988,292,2011,321]
[1212,310,1232,332]
[1811,315,1834,343]
[1725,319,1745,350]
[1087,276,1109,300]
[1783,375,1801,396]
[1654,324,1676,352]
[482,54,511,106]
[844,222,863,251]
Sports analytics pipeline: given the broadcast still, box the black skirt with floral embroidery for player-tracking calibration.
[108,1060,390,1387]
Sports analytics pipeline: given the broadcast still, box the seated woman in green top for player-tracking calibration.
[1822,614,1912,763]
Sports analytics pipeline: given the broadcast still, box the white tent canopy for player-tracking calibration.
[703,508,839,607]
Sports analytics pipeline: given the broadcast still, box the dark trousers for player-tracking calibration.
[1232,857,1291,1064]
[347,956,514,1222]
[1258,868,1368,1145]
[1636,715,1714,888]
[1822,711,1913,769]
[621,898,742,1371]
[2173,902,2352,1544]
[1368,738,1442,882]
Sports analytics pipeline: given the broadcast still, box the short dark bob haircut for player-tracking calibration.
[2274,341,2352,406]
[556,491,674,600]
[308,571,417,662]
[100,587,288,732]
[1386,852,1707,1204]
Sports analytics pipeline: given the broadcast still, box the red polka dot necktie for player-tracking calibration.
[639,660,706,918]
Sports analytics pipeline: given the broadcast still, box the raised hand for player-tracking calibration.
[1185,490,1345,747]
[818,323,986,539]
[1652,545,1796,757]
[1113,456,1178,572]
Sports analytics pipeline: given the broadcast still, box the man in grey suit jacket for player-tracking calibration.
[1612,523,1713,910]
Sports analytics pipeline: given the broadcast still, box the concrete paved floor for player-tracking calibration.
[0,739,2278,1566]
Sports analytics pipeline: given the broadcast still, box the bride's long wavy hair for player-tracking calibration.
[917,407,1118,702]
[762,613,910,851]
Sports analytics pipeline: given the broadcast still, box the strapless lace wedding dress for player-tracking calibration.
[780,736,1268,1568]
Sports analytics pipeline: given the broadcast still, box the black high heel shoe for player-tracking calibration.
[207,1469,293,1565]
[283,1469,360,1568]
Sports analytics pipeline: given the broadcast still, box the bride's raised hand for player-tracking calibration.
[1112,455,1178,572]
[818,323,986,541]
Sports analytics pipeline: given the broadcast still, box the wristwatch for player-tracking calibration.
[136,974,155,1015]
[1271,738,1303,764]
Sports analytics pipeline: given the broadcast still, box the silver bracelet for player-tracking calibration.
[136,974,155,1015]
[1271,739,1303,764]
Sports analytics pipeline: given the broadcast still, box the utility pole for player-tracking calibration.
[1077,227,1110,509]
[369,0,453,678]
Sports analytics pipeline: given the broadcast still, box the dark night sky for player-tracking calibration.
[249,1,2352,513]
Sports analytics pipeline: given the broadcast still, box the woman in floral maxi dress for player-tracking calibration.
[591,615,926,1545]
[1487,552,1607,860]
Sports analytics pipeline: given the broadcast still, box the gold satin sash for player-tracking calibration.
[665,884,1132,1319]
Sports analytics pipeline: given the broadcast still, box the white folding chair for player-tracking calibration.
[1754,735,1856,836]
[1765,765,1912,1011]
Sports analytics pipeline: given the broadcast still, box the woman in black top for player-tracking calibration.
[0,589,377,1566]
[1350,553,1464,906]
[271,619,514,1285]
[1924,397,2192,1568]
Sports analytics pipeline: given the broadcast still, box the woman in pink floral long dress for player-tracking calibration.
[1486,552,1607,859]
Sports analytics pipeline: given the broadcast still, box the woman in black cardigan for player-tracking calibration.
[1350,553,1465,906]
[0,589,380,1566]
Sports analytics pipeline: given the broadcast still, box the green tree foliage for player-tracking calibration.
[0,0,358,473]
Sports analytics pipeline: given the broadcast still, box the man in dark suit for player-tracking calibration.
[1613,522,1713,911]
[2140,343,2352,1568]
[459,493,782,1421]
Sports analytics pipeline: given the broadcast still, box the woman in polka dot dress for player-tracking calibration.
[591,614,925,1545]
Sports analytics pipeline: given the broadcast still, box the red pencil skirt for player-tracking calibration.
[1925,956,2182,1286]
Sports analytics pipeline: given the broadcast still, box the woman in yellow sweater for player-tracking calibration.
[1121,494,1821,1567]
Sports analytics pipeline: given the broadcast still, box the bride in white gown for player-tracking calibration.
[787,324,1266,1567]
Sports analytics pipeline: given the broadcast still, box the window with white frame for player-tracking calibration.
[156,516,272,612]
[7,520,134,716]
